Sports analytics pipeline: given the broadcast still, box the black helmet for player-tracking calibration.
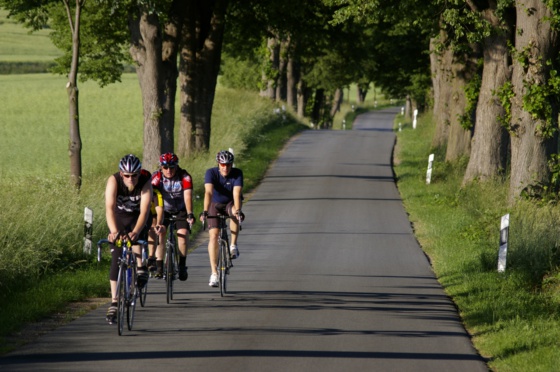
[119,154,142,173]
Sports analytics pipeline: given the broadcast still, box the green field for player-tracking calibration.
[0,10,61,62]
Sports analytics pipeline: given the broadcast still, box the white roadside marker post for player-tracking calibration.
[498,214,510,273]
[426,154,434,184]
[83,207,93,255]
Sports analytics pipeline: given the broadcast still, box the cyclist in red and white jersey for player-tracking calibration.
[150,153,194,281]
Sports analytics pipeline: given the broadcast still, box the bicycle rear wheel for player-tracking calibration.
[219,239,228,296]
[127,266,137,331]
[139,272,148,307]
[116,266,126,336]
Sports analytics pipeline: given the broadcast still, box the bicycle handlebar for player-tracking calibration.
[97,238,148,262]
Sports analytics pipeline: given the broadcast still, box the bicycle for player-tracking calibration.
[97,234,148,335]
[204,213,238,297]
[163,215,191,303]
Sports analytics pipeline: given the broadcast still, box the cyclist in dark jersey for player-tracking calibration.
[150,153,194,281]
[199,150,244,287]
[104,154,152,324]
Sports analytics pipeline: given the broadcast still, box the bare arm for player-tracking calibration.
[105,175,119,242]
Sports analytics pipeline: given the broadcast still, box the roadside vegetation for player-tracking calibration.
[394,114,560,372]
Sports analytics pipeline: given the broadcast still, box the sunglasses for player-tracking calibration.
[162,165,176,170]
[219,163,232,167]
[122,173,139,179]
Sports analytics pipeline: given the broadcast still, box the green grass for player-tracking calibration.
[0,10,61,63]
[394,113,560,371]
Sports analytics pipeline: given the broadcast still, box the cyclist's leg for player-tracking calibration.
[154,231,166,278]
[208,228,219,286]
[176,211,189,281]
[227,201,240,258]
[147,215,158,272]
[106,244,122,323]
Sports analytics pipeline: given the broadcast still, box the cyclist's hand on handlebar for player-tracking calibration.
[108,231,119,243]
[154,224,166,235]
[236,210,245,222]
[187,212,195,226]
[199,211,208,222]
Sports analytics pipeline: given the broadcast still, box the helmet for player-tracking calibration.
[119,154,142,173]
[159,152,179,166]
[216,150,234,164]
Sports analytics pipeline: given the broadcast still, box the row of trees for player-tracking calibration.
[8,1,558,203]
[336,0,560,202]
[1,0,430,188]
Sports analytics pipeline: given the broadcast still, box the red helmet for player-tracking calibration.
[159,152,179,166]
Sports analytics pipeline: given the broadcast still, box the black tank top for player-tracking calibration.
[114,169,151,215]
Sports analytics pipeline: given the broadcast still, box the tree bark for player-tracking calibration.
[160,1,186,155]
[296,78,308,118]
[444,48,478,162]
[330,88,343,118]
[129,7,164,171]
[430,35,451,149]
[286,47,298,110]
[178,0,228,157]
[275,39,288,102]
[463,2,512,184]
[260,36,279,100]
[509,0,559,200]
[65,0,83,189]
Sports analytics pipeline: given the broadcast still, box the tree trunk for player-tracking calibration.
[275,39,288,102]
[330,88,343,118]
[463,3,513,185]
[160,1,185,155]
[311,89,324,127]
[260,36,278,100]
[509,0,559,200]
[65,0,82,189]
[444,48,478,162]
[296,78,308,118]
[430,35,451,149]
[129,7,164,171]
[286,50,298,110]
[357,84,368,103]
[178,0,228,157]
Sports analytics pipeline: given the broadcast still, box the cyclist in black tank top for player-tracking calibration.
[104,154,153,324]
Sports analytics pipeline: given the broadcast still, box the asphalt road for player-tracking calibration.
[0,107,489,371]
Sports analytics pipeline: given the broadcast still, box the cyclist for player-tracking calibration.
[104,154,152,324]
[150,153,195,281]
[200,150,244,287]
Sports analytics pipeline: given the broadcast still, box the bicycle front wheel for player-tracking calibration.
[219,239,228,296]
[116,266,126,336]
[127,266,137,331]
[166,243,174,304]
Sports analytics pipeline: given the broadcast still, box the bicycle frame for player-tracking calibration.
[97,237,147,335]
[205,214,233,296]
[164,215,191,303]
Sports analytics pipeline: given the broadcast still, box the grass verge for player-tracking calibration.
[394,113,560,371]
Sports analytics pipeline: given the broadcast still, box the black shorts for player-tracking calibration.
[164,210,190,230]
[207,201,237,229]
[114,212,150,240]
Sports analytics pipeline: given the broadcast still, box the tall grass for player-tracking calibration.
[394,113,560,371]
